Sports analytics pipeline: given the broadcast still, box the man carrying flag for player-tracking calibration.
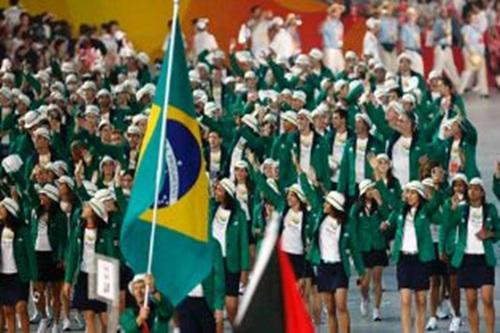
[120,0,212,316]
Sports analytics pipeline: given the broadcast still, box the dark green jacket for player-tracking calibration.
[30,208,68,262]
[386,197,441,264]
[120,294,174,333]
[441,202,500,268]
[64,226,116,284]
[209,200,250,273]
[338,135,385,197]
[350,201,390,252]
[199,240,225,311]
[0,224,38,282]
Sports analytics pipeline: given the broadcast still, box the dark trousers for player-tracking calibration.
[177,297,215,333]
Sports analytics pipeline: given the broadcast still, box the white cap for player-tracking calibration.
[84,105,100,117]
[309,48,323,61]
[355,112,372,127]
[88,197,108,223]
[297,109,313,123]
[469,177,484,189]
[451,173,468,185]
[366,17,381,29]
[94,188,116,203]
[34,127,51,140]
[402,93,416,104]
[82,180,98,197]
[376,153,391,163]
[127,125,141,136]
[428,70,441,81]
[324,191,345,212]
[0,198,19,218]
[345,51,357,60]
[295,54,310,66]
[234,160,249,170]
[404,181,426,198]
[128,274,146,294]
[397,52,412,63]
[244,71,256,80]
[387,101,404,115]
[132,114,148,126]
[219,178,236,198]
[287,184,306,203]
[281,111,298,126]
[359,179,375,197]
[292,90,307,103]
[196,18,209,30]
[81,81,97,91]
[99,155,116,172]
[1,154,23,174]
[18,94,31,106]
[57,176,75,190]
[241,114,259,133]
[38,184,59,202]
[193,89,208,104]
[334,79,348,93]
[422,177,434,188]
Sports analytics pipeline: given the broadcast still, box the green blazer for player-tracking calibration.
[302,174,365,278]
[289,131,331,192]
[387,132,428,182]
[374,178,403,211]
[386,197,440,264]
[430,118,480,179]
[494,175,500,201]
[200,240,226,311]
[0,224,38,282]
[64,225,116,284]
[120,294,174,333]
[338,135,385,197]
[349,201,390,252]
[209,200,250,273]
[441,203,500,268]
[271,131,296,189]
[30,208,68,262]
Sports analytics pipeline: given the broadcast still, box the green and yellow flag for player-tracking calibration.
[120,20,211,304]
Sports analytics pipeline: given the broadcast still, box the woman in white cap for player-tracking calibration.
[210,178,249,326]
[120,273,173,333]
[438,173,469,332]
[30,183,68,333]
[380,181,440,333]
[97,155,119,189]
[350,179,389,321]
[371,153,402,211]
[0,197,37,333]
[63,198,115,333]
[388,111,427,187]
[303,170,364,333]
[232,161,257,266]
[440,178,499,333]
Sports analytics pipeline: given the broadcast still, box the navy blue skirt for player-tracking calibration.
[362,249,389,268]
[36,251,64,282]
[286,253,309,280]
[317,262,349,293]
[397,254,430,291]
[223,259,241,297]
[457,255,495,289]
[72,272,107,313]
[429,243,448,276]
[0,273,29,306]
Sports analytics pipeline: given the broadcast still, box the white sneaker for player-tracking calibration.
[372,308,381,321]
[30,311,42,324]
[73,313,85,331]
[50,322,61,333]
[449,316,461,332]
[360,298,369,317]
[436,302,450,320]
[62,318,71,331]
[37,319,50,333]
[426,316,438,331]
[172,328,180,333]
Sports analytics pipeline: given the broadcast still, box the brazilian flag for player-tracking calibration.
[120,20,212,305]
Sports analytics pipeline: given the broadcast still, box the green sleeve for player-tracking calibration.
[238,209,250,271]
[64,230,79,284]
[229,52,245,78]
[268,59,291,90]
[439,202,460,255]
[212,241,225,310]
[346,217,365,276]
[150,293,174,321]
[21,227,38,281]
[119,309,141,333]
[55,211,69,261]
[489,205,500,242]
[298,172,321,213]
[493,175,500,201]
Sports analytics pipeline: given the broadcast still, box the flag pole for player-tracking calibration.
[143,0,180,307]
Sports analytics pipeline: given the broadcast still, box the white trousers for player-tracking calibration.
[433,46,461,88]
[323,48,345,74]
[459,50,489,96]
[380,48,398,73]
